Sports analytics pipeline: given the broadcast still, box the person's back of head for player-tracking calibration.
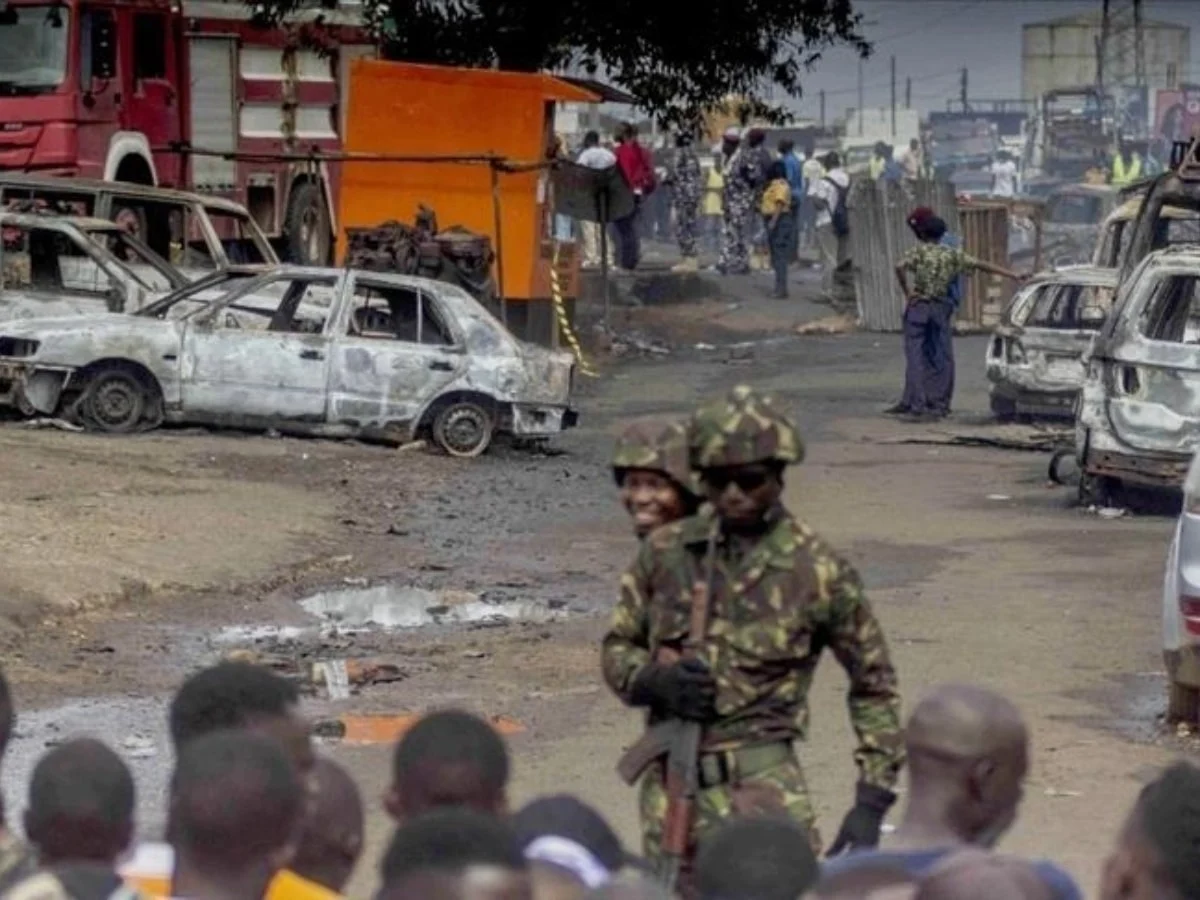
[778,139,794,155]
[766,160,787,183]
[747,128,765,148]
[1101,761,1200,900]
[513,795,624,895]
[168,729,303,895]
[169,661,313,777]
[290,757,364,893]
[695,816,817,900]
[583,131,600,149]
[386,709,510,822]
[903,684,1028,848]
[824,152,841,170]
[24,739,134,868]
[377,808,529,900]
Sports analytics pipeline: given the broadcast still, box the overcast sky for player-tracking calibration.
[792,0,1200,124]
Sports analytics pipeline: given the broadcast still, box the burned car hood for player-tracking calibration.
[0,313,168,340]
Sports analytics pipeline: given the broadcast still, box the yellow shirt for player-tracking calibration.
[760,178,791,216]
[122,843,340,900]
[704,168,724,216]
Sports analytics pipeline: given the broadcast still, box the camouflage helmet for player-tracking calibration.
[689,385,804,469]
[611,417,700,500]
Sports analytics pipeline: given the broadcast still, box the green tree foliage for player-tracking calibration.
[250,0,868,128]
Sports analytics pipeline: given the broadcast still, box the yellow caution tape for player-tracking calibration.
[550,242,597,377]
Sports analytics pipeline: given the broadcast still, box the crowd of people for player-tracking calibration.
[0,656,1194,900]
[0,383,1194,900]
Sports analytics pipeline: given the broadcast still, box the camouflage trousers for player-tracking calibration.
[718,189,754,274]
[674,193,701,258]
[638,750,820,889]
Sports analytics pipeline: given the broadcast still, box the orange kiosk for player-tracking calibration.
[339,60,607,345]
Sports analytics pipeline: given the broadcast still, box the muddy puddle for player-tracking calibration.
[300,585,564,630]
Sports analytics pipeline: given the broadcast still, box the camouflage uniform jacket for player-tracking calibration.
[601,506,904,790]
[671,147,703,204]
[899,243,979,301]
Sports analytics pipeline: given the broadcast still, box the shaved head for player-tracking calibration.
[908,685,1027,760]
[900,685,1029,848]
[291,757,364,892]
[916,850,1052,900]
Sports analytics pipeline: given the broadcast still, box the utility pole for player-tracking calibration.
[905,77,912,109]
[890,55,897,136]
[858,57,865,136]
[819,90,826,128]
[960,68,969,111]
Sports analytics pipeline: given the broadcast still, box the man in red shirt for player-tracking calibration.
[612,123,657,270]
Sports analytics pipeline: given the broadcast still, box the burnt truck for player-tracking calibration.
[1076,139,1200,503]
[1031,87,1116,182]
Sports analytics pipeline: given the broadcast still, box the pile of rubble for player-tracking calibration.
[345,206,498,314]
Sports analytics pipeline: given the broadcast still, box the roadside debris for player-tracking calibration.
[1092,506,1129,520]
[592,324,670,358]
[795,313,859,336]
[313,712,524,745]
[876,423,1072,454]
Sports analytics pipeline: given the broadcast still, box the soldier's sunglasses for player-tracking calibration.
[701,468,772,492]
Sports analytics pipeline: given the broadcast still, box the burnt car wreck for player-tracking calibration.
[987,267,1116,420]
[0,266,577,456]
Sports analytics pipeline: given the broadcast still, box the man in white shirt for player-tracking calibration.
[576,131,617,267]
[990,152,1019,198]
[899,138,923,181]
[807,152,851,302]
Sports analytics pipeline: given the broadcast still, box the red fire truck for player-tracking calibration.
[0,0,374,263]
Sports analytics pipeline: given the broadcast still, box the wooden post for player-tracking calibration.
[490,162,507,327]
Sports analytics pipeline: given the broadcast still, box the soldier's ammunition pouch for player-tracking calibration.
[696,740,794,788]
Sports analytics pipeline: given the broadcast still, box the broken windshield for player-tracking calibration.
[137,271,259,320]
[0,5,68,93]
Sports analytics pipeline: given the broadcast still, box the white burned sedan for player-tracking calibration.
[0,266,578,456]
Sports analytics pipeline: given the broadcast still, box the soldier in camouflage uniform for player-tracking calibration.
[612,418,701,539]
[601,385,904,884]
[668,135,704,274]
[718,129,772,276]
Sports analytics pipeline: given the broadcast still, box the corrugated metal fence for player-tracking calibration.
[849,181,1014,332]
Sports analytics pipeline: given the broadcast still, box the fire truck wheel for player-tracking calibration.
[285,182,332,265]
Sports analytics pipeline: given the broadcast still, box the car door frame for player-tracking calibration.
[1104,265,1200,456]
[325,272,468,437]
[179,270,345,427]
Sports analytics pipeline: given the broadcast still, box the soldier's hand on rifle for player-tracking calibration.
[825,782,897,857]
[630,658,718,721]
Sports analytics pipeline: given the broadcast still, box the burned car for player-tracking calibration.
[0,174,278,280]
[0,266,577,456]
[1039,183,1119,268]
[1092,196,1200,270]
[0,211,188,319]
[987,267,1117,420]
[1077,246,1200,502]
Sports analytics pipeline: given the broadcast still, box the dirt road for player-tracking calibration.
[0,279,1181,898]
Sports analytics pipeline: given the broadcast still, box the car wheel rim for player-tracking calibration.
[92,379,140,429]
[441,406,488,455]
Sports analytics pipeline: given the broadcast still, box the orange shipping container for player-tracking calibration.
[339,60,603,343]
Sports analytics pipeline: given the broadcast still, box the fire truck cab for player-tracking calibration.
[0,0,373,264]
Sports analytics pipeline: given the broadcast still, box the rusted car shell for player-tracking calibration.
[1078,247,1200,493]
[986,266,1117,419]
[0,266,576,453]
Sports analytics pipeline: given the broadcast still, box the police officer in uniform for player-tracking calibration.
[669,135,704,274]
[601,386,904,885]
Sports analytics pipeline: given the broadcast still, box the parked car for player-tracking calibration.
[1076,246,1200,504]
[0,174,278,280]
[1039,183,1120,268]
[0,266,577,457]
[1092,196,1200,269]
[986,267,1117,420]
[1163,449,1200,721]
[0,211,188,320]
